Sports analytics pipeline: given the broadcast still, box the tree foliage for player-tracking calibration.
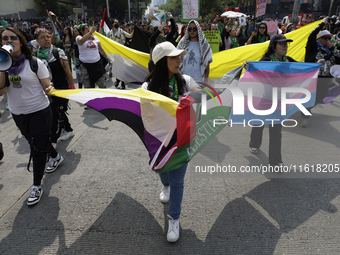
[34,0,73,17]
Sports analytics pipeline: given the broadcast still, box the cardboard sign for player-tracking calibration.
[263,20,278,38]
[182,0,199,22]
[256,0,267,18]
[203,30,220,53]
[239,17,247,26]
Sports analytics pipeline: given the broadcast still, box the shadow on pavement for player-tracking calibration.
[205,178,340,254]
[1,179,339,254]
[0,197,66,255]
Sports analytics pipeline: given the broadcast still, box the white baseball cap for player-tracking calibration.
[152,42,187,64]
[317,30,332,39]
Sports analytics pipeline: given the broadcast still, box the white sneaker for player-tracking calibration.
[160,186,170,203]
[27,186,43,206]
[46,154,64,173]
[167,215,179,242]
[59,130,74,141]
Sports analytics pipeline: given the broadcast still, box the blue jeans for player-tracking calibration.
[159,163,188,220]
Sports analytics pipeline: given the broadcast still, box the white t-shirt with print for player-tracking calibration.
[141,74,197,101]
[7,58,50,115]
[76,35,101,63]
[181,41,213,84]
[182,41,202,81]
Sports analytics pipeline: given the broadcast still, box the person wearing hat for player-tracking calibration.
[303,17,340,127]
[246,34,296,167]
[141,41,200,243]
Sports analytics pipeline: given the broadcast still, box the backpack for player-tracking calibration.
[4,48,59,87]
[4,56,38,87]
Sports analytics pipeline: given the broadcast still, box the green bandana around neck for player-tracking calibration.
[258,34,266,43]
[269,54,287,62]
[167,75,179,102]
[230,36,238,48]
[37,47,50,60]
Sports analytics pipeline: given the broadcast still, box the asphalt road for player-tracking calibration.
[1,74,340,254]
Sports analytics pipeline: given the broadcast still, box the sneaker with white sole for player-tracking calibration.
[167,215,180,242]
[46,154,64,173]
[249,147,259,154]
[59,130,74,141]
[160,186,170,203]
[27,186,43,205]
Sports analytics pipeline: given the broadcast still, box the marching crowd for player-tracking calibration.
[0,10,339,243]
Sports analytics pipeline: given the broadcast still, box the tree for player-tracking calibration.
[34,0,74,17]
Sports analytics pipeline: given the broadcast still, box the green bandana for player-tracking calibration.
[37,47,50,60]
[230,36,238,48]
[269,54,287,62]
[77,24,85,32]
[258,35,266,43]
[167,75,179,102]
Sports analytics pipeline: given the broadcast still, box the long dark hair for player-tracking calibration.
[256,22,269,38]
[1,27,33,59]
[144,56,185,97]
[62,27,73,40]
[263,42,277,58]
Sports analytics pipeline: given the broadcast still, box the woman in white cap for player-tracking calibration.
[142,41,200,242]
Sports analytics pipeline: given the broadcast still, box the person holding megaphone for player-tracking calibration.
[0,27,63,206]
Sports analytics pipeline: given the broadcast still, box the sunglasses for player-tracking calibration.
[188,27,197,32]
[320,37,330,40]
[39,35,51,39]
[2,36,19,41]
[259,27,266,29]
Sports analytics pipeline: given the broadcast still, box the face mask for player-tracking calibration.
[114,24,119,29]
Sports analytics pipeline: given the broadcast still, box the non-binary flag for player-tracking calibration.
[49,71,234,173]
[94,19,323,82]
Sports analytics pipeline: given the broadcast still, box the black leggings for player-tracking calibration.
[12,106,57,186]
[50,96,73,143]
[250,124,282,165]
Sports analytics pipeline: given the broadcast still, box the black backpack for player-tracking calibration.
[4,48,59,87]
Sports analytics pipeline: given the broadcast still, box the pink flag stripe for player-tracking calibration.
[243,91,317,111]
[237,80,317,101]
[241,69,319,87]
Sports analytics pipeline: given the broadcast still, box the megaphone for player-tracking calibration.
[336,32,340,41]
[0,44,14,72]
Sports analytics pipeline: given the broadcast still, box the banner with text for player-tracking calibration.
[256,0,267,18]
[203,30,220,53]
[181,0,199,22]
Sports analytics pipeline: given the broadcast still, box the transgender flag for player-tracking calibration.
[230,61,321,125]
